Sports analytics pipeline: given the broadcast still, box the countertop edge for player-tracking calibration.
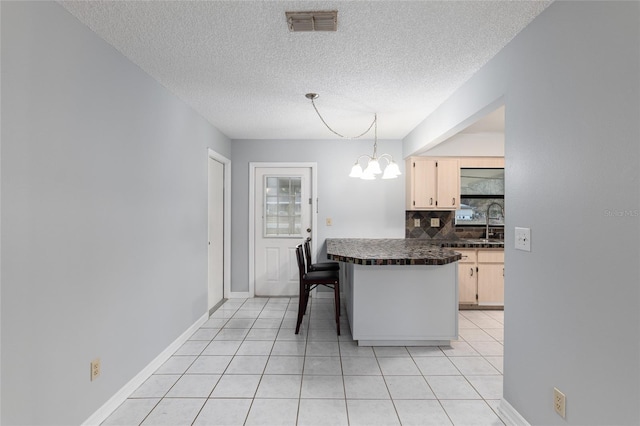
[326,253,462,266]
[326,238,465,266]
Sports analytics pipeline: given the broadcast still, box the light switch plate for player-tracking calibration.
[414,218,421,227]
[326,217,333,226]
[430,218,440,227]
[515,227,531,251]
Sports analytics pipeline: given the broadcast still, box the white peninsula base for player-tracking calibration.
[342,262,458,346]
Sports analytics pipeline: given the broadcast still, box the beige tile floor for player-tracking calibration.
[102,297,506,425]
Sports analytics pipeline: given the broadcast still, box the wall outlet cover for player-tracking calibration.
[515,227,531,251]
[414,218,421,227]
[430,218,440,227]
[90,358,101,381]
[554,387,566,418]
[326,217,333,226]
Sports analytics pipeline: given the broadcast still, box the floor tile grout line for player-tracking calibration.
[191,297,258,425]
[108,297,505,425]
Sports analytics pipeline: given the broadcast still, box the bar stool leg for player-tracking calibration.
[334,284,340,335]
[296,286,308,334]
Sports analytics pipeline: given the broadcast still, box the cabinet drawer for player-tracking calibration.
[478,250,504,263]
[456,249,477,263]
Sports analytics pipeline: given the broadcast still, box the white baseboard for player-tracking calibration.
[227,291,251,299]
[498,398,531,426]
[81,312,209,426]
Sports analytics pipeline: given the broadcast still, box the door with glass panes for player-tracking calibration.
[254,167,312,296]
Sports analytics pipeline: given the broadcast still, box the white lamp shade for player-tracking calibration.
[365,159,382,175]
[349,163,363,178]
[386,161,401,176]
[360,169,376,180]
[382,166,399,179]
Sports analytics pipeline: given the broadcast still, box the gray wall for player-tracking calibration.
[230,139,406,293]
[1,2,230,424]
[405,2,639,424]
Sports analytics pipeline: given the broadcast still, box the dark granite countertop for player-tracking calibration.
[326,238,462,266]
[326,238,504,266]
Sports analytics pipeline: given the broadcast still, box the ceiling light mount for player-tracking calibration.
[304,93,401,180]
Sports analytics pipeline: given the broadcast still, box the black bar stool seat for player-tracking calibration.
[304,238,339,272]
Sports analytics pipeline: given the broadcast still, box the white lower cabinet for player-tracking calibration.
[457,248,504,307]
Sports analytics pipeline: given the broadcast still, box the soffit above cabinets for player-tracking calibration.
[420,106,505,157]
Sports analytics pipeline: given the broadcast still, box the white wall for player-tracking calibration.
[230,139,405,293]
[0,2,231,424]
[405,2,639,424]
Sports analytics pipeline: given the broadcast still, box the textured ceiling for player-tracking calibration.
[60,1,550,140]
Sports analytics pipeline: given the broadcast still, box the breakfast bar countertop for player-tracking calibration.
[326,238,462,266]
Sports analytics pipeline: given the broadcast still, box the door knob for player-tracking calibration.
[306,228,311,233]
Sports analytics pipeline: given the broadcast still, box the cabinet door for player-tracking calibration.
[412,159,437,209]
[435,159,460,209]
[457,249,477,304]
[477,264,504,306]
[458,262,477,304]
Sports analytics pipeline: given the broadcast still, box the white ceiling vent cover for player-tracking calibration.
[286,11,337,32]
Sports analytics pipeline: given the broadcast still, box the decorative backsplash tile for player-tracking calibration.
[405,211,503,240]
[406,211,456,239]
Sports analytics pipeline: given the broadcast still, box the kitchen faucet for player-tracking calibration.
[485,202,504,241]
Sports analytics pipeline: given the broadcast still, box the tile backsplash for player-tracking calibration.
[406,211,501,240]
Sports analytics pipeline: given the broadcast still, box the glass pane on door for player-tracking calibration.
[264,176,302,237]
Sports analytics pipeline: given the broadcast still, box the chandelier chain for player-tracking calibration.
[310,98,376,139]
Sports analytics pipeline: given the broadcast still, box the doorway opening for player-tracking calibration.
[208,149,231,314]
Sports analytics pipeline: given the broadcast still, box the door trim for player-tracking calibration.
[249,162,318,298]
[208,149,233,300]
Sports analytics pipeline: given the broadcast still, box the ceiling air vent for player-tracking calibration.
[285,11,337,32]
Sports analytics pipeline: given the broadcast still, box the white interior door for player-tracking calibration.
[208,157,224,310]
[254,167,312,296]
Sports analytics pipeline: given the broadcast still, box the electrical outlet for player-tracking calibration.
[90,358,101,381]
[554,387,566,418]
[326,217,332,226]
[430,218,440,227]
[414,218,421,227]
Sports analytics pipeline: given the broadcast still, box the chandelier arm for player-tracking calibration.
[353,154,373,164]
[377,153,394,164]
[378,154,394,164]
[310,98,376,139]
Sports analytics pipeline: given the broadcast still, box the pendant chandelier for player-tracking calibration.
[305,93,401,180]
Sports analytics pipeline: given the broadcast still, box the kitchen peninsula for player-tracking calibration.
[326,238,461,346]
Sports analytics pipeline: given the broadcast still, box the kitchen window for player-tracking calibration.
[455,168,504,226]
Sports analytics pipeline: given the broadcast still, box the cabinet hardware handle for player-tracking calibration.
[429,197,433,206]
[470,268,474,277]
[503,267,504,277]
[452,198,455,205]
